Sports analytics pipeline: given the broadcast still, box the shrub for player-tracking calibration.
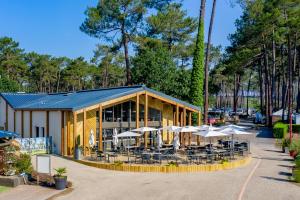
[15,153,33,174]
[273,122,288,138]
[292,124,300,134]
[54,167,67,177]
[293,169,300,183]
[295,155,300,168]
[289,139,300,153]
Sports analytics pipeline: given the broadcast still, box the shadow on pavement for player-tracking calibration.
[260,176,291,183]
[278,164,293,168]
[264,149,283,153]
[252,156,293,162]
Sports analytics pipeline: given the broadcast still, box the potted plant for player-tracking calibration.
[53,167,67,190]
[281,138,290,153]
[74,135,83,160]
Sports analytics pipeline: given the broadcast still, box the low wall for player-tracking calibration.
[72,157,251,173]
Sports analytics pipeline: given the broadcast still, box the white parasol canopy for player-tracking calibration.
[196,124,220,131]
[172,131,180,150]
[116,131,141,138]
[222,124,251,130]
[178,126,199,132]
[159,126,181,132]
[193,127,228,138]
[156,129,163,149]
[112,128,119,147]
[220,127,252,135]
[132,127,158,132]
[89,129,95,147]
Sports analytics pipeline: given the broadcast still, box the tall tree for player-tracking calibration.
[80,0,171,85]
[204,0,217,124]
[190,0,206,115]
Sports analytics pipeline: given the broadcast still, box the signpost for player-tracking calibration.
[36,155,51,184]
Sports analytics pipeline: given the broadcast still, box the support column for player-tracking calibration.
[83,109,86,156]
[73,112,77,155]
[46,111,49,137]
[21,111,24,138]
[29,111,32,138]
[98,105,103,151]
[197,111,201,145]
[5,103,8,131]
[61,111,64,156]
[144,93,148,149]
[136,94,140,145]
[183,107,186,147]
[13,111,16,132]
[175,105,179,126]
[67,112,71,155]
[188,112,192,145]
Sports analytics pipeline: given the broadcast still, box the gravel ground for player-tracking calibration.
[1,126,299,200]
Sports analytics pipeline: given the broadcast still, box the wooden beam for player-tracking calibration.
[46,111,49,137]
[136,94,140,145]
[188,112,192,145]
[29,111,32,138]
[13,111,16,132]
[61,111,64,155]
[175,105,179,126]
[5,103,8,131]
[183,107,186,147]
[144,93,148,149]
[83,109,86,156]
[98,105,103,151]
[21,111,24,138]
[197,111,201,145]
[67,112,71,155]
[73,112,77,155]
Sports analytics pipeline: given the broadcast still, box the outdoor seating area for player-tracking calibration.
[84,124,252,167]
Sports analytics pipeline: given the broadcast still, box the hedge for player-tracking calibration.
[273,122,288,139]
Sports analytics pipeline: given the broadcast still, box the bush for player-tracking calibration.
[273,122,288,139]
[289,139,300,154]
[15,153,33,174]
[292,124,300,133]
[295,155,300,168]
[293,169,300,183]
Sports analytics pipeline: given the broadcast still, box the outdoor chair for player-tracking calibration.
[153,153,162,164]
[141,153,151,164]
[96,150,105,161]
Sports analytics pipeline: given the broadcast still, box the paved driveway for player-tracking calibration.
[1,127,300,200]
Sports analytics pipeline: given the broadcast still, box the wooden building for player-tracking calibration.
[0,85,201,155]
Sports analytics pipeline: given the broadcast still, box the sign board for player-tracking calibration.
[36,155,51,174]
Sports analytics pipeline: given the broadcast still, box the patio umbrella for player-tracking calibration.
[89,129,95,147]
[112,128,119,150]
[132,127,157,148]
[178,126,199,133]
[159,126,181,132]
[117,131,141,163]
[193,128,228,151]
[156,129,163,150]
[196,124,220,131]
[223,124,251,130]
[172,131,180,151]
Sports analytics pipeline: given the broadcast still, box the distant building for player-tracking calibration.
[0,85,200,155]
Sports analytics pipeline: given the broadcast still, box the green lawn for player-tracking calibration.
[0,186,9,193]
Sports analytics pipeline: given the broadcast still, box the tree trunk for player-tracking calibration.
[287,34,292,124]
[271,28,276,111]
[204,0,217,124]
[258,61,264,113]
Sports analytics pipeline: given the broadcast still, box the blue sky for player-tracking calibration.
[0,0,242,61]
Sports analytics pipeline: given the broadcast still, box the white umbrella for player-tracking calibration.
[172,131,180,151]
[222,124,251,130]
[89,129,95,147]
[159,126,181,132]
[112,128,119,149]
[178,126,199,132]
[132,127,158,132]
[116,131,141,138]
[193,128,228,151]
[196,124,220,131]
[156,129,163,150]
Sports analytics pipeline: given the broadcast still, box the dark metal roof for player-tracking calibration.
[0,85,200,111]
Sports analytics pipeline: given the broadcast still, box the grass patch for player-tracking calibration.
[0,186,10,193]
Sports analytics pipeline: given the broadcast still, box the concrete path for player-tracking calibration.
[1,126,299,200]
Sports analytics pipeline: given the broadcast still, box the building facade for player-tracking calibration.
[0,85,201,155]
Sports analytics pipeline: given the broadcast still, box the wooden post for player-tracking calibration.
[13,111,16,132]
[5,103,8,131]
[73,112,77,155]
[144,93,148,149]
[46,111,49,137]
[176,105,179,126]
[188,112,192,145]
[136,94,140,145]
[98,105,103,151]
[197,111,201,145]
[29,111,32,138]
[61,111,64,156]
[83,110,86,156]
[21,110,24,138]
[67,112,70,155]
[183,107,186,147]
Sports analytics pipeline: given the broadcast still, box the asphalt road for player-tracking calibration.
[1,126,299,200]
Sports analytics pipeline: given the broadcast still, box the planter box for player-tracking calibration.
[0,175,24,187]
